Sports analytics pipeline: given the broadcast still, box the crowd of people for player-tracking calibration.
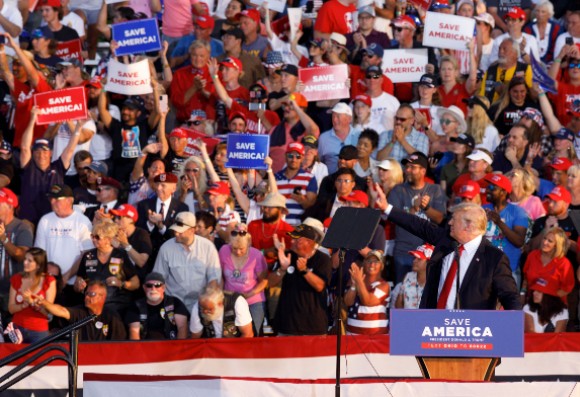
[0,0,578,342]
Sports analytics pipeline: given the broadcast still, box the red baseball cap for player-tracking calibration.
[154,173,178,184]
[484,173,512,194]
[0,188,18,208]
[546,186,572,204]
[169,128,188,139]
[236,9,260,25]
[408,243,435,260]
[455,180,480,199]
[548,157,573,171]
[207,181,230,196]
[195,15,215,29]
[229,111,246,122]
[286,142,305,156]
[504,6,526,20]
[96,176,121,190]
[86,76,103,89]
[339,190,369,207]
[351,94,372,107]
[392,15,416,30]
[110,204,138,222]
[220,57,243,71]
[38,0,61,7]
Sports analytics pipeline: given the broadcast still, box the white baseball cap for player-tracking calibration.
[332,102,353,117]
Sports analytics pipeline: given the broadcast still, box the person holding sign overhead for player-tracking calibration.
[374,188,521,311]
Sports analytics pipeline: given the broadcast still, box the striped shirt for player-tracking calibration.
[346,281,390,335]
[275,168,317,226]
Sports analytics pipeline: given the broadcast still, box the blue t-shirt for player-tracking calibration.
[482,203,529,271]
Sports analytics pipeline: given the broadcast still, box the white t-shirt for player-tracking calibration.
[554,34,580,61]
[479,124,501,153]
[189,295,253,337]
[524,304,568,333]
[370,92,400,132]
[0,2,22,57]
[411,101,444,137]
[478,40,495,72]
[62,12,86,38]
[89,105,119,161]
[52,119,97,176]
[268,34,309,66]
[34,211,94,284]
[69,0,102,11]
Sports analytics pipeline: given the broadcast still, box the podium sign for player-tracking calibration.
[390,309,524,357]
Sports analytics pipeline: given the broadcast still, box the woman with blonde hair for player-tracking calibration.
[437,55,477,114]
[218,223,268,334]
[177,155,208,213]
[464,95,500,152]
[507,168,546,221]
[74,220,140,314]
[523,227,574,302]
[568,165,580,210]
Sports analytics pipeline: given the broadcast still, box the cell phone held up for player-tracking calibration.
[566,37,574,46]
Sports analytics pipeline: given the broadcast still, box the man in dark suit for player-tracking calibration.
[84,176,124,223]
[136,173,189,262]
[374,187,521,310]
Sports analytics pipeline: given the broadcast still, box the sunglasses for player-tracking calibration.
[144,282,164,289]
[363,53,376,58]
[96,186,112,192]
[187,120,202,126]
[185,167,200,173]
[286,153,302,159]
[366,74,381,79]
[569,63,580,69]
[393,27,406,32]
[395,116,411,122]
[231,230,248,237]
[440,118,457,125]
[91,234,103,240]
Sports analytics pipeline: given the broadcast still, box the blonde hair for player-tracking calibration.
[381,158,404,192]
[568,165,580,179]
[440,56,460,83]
[466,96,493,145]
[506,168,536,197]
[92,219,118,240]
[450,202,488,235]
[230,223,252,247]
[542,227,569,259]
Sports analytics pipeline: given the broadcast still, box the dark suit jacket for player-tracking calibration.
[389,207,522,311]
[136,197,189,255]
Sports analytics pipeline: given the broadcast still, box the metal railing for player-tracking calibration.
[0,315,96,397]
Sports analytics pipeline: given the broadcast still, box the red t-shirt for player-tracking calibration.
[314,0,356,35]
[438,82,469,116]
[169,65,216,123]
[248,219,294,266]
[11,273,55,331]
[350,65,394,97]
[12,75,52,148]
[523,250,574,304]
[548,81,580,128]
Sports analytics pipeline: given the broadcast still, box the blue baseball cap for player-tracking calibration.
[362,43,384,58]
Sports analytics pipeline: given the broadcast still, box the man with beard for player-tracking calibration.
[492,124,542,173]
[269,221,331,335]
[153,211,221,311]
[388,152,446,283]
[489,7,540,67]
[99,85,161,181]
[482,173,527,285]
[35,280,126,341]
[350,43,394,97]
[126,272,189,340]
[480,38,532,103]
[190,284,253,338]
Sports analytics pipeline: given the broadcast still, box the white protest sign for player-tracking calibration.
[104,59,152,95]
[422,11,475,51]
[287,8,302,42]
[382,49,428,83]
[251,0,286,13]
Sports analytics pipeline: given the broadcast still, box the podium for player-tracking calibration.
[390,309,524,381]
[416,356,500,381]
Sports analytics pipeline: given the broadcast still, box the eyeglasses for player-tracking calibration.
[231,230,248,237]
[440,118,457,125]
[185,168,200,173]
[569,63,580,69]
[363,53,376,58]
[336,179,353,184]
[85,291,101,297]
[174,221,193,229]
[393,27,406,32]
[91,234,103,240]
[96,186,112,192]
[187,120,202,126]
[366,74,381,79]
[286,153,303,159]
[144,282,164,289]
[395,116,411,122]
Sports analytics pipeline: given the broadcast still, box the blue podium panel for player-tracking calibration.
[390,309,524,357]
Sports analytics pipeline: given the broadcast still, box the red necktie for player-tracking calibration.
[437,245,464,309]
